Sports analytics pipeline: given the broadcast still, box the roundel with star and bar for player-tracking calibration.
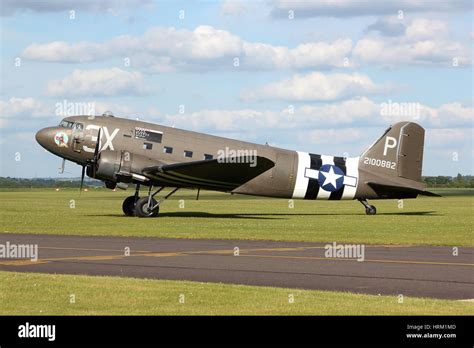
[292,152,359,200]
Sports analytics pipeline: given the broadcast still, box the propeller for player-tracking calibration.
[91,127,102,178]
[79,127,102,193]
[59,158,65,174]
[80,165,85,194]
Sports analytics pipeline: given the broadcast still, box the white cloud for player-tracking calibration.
[244,72,390,101]
[220,1,250,16]
[298,128,364,145]
[21,25,351,71]
[366,17,406,36]
[405,18,448,40]
[159,101,472,162]
[2,95,471,137]
[354,18,471,67]
[86,101,136,118]
[0,97,51,119]
[22,42,106,63]
[1,0,152,16]
[21,20,470,70]
[424,102,473,128]
[44,68,149,97]
[243,39,352,69]
[425,128,473,148]
[161,98,473,133]
[164,109,280,132]
[0,97,54,129]
[294,97,379,125]
[0,97,141,129]
[269,0,472,18]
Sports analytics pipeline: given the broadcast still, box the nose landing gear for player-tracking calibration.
[358,198,377,215]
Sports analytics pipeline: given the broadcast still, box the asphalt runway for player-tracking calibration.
[0,233,472,300]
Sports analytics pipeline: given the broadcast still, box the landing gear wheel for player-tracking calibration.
[135,197,159,217]
[365,206,377,215]
[122,196,138,216]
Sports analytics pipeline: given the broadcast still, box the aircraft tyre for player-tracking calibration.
[122,196,138,216]
[135,197,159,217]
[365,206,376,215]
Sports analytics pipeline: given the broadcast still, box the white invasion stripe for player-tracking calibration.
[304,168,319,180]
[317,155,334,200]
[343,176,357,187]
[292,151,310,198]
[342,156,359,200]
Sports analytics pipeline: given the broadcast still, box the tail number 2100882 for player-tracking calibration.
[363,157,396,170]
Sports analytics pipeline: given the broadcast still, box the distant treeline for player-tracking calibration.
[423,174,473,188]
[1,175,473,188]
[0,177,102,188]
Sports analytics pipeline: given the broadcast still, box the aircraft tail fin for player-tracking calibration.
[360,122,425,182]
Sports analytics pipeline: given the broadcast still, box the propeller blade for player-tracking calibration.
[59,158,65,174]
[92,127,102,178]
[93,127,102,162]
[80,165,85,194]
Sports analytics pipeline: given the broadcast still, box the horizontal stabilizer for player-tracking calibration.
[142,156,274,190]
[367,182,441,199]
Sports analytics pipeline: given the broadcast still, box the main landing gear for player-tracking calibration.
[122,184,179,218]
[358,198,377,215]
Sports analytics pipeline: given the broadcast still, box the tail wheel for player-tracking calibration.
[365,206,377,215]
[135,197,159,218]
[122,196,138,216]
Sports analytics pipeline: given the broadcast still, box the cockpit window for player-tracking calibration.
[73,123,84,131]
[59,119,75,128]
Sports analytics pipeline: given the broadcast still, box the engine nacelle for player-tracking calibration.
[87,150,160,184]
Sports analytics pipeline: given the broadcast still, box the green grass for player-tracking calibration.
[0,188,472,246]
[1,271,472,315]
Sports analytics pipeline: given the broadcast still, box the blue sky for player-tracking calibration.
[0,0,472,178]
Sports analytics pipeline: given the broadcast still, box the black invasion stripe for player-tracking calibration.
[304,153,322,200]
[329,156,347,200]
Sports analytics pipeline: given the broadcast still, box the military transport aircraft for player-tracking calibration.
[35,113,439,217]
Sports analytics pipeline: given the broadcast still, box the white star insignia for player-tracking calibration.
[321,166,342,189]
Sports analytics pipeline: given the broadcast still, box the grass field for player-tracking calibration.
[1,271,472,315]
[0,188,472,315]
[0,188,472,246]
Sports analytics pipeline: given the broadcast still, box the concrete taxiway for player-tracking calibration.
[0,233,472,299]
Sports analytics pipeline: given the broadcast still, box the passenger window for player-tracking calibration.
[164,146,173,154]
[184,150,193,158]
[204,154,213,160]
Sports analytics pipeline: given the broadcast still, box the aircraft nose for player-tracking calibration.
[35,127,64,151]
[35,127,50,148]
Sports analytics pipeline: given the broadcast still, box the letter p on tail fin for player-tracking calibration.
[361,122,424,182]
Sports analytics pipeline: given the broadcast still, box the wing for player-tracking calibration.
[142,156,275,191]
